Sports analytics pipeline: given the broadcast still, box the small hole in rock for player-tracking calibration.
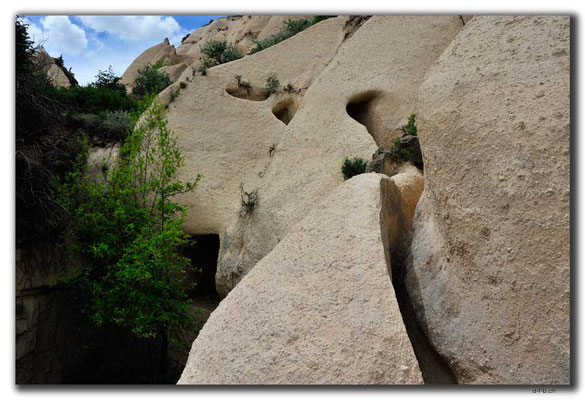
[272,99,298,125]
[346,91,378,142]
[225,86,269,101]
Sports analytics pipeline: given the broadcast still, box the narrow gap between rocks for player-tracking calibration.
[380,181,457,384]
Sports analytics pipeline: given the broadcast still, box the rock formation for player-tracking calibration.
[407,15,570,384]
[34,48,71,88]
[178,173,423,384]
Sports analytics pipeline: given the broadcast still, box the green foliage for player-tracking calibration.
[92,65,126,93]
[341,157,367,180]
[199,40,241,70]
[247,17,329,55]
[197,65,207,76]
[54,85,137,113]
[401,113,417,136]
[59,101,201,342]
[239,183,258,215]
[283,82,294,93]
[179,81,187,89]
[181,33,190,44]
[131,63,171,98]
[311,16,335,24]
[16,16,80,246]
[389,113,423,168]
[265,74,280,95]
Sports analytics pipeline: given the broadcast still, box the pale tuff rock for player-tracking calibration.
[159,16,348,242]
[178,173,423,385]
[34,48,71,88]
[407,15,570,384]
[215,15,462,297]
[120,38,178,89]
[177,15,313,65]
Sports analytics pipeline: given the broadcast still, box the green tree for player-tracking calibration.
[92,65,126,94]
[59,98,201,352]
[131,63,171,98]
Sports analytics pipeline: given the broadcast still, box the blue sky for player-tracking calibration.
[23,15,224,85]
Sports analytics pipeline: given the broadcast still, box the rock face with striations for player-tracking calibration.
[406,15,570,384]
[178,173,423,385]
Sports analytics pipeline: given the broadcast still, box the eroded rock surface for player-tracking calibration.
[215,15,462,297]
[408,15,570,384]
[179,173,423,385]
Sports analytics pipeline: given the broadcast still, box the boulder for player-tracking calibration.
[178,173,423,384]
[407,15,570,384]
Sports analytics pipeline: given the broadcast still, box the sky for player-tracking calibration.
[23,15,224,85]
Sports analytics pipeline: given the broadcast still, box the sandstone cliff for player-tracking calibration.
[115,14,569,385]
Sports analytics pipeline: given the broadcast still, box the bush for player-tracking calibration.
[401,113,417,136]
[54,85,137,113]
[199,40,241,68]
[98,110,131,140]
[265,74,280,95]
[92,65,126,94]
[389,113,423,168]
[248,17,328,55]
[131,64,171,98]
[341,157,367,180]
[58,100,201,344]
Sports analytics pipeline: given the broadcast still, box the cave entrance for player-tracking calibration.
[272,99,298,125]
[347,92,376,133]
[183,234,221,301]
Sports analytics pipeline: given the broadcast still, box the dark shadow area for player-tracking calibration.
[272,99,298,125]
[346,91,378,142]
[380,181,457,384]
[183,234,221,301]
[20,235,222,384]
[225,86,269,101]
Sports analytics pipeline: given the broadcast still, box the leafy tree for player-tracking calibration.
[59,98,201,350]
[92,65,125,93]
[131,64,171,98]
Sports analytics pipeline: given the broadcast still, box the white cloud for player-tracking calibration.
[30,16,88,56]
[78,16,185,43]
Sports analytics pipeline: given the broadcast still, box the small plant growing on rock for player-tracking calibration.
[283,82,294,93]
[265,74,280,95]
[179,81,187,89]
[387,113,423,168]
[240,183,258,215]
[197,65,207,76]
[401,113,417,136]
[341,157,367,180]
[234,74,251,89]
[169,88,180,103]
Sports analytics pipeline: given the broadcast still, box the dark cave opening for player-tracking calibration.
[272,99,297,125]
[346,92,378,143]
[182,234,221,301]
